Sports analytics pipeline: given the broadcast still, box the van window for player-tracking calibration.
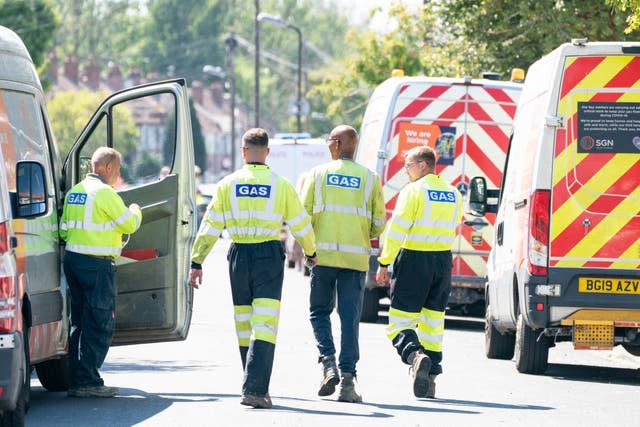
[78,92,177,188]
[358,95,388,171]
[0,89,55,195]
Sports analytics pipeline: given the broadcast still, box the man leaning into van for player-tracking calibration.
[60,147,142,398]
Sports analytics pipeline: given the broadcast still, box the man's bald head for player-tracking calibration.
[91,147,122,186]
[328,125,358,160]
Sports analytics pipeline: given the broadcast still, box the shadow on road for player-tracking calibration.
[546,363,640,386]
[434,398,553,411]
[28,388,225,427]
[444,317,485,332]
[102,360,219,372]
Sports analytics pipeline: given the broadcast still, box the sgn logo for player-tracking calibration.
[67,193,87,205]
[236,184,271,198]
[326,174,361,189]
[427,190,455,203]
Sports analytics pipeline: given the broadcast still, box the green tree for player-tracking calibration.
[0,0,57,67]
[608,0,640,33]
[47,89,138,161]
[440,0,636,76]
[134,151,162,179]
[164,98,207,174]
[52,0,145,68]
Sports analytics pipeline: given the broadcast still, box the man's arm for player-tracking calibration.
[377,186,416,266]
[100,188,142,234]
[370,176,386,239]
[284,179,316,258]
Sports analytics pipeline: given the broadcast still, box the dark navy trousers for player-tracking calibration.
[64,251,116,388]
[309,266,365,375]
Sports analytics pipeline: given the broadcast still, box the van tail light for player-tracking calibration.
[0,221,17,333]
[528,190,550,276]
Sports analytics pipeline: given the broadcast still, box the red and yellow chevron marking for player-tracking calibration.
[381,81,520,281]
[551,55,640,269]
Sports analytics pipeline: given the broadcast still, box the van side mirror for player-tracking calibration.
[14,161,47,218]
[468,176,487,216]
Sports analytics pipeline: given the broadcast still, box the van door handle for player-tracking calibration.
[497,222,504,246]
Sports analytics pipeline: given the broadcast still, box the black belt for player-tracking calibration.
[86,254,115,261]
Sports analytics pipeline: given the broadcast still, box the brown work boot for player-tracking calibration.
[240,393,272,409]
[426,374,437,398]
[318,355,340,396]
[67,385,119,398]
[337,372,362,403]
[408,351,432,398]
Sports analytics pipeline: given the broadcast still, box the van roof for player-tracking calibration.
[0,25,41,90]
[377,75,523,92]
[544,40,640,61]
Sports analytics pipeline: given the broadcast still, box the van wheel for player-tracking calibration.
[35,356,69,392]
[0,324,29,427]
[514,313,549,374]
[360,288,380,323]
[484,299,515,360]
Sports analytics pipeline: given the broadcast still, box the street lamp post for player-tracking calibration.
[256,12,303,133]
[225,30,237,169]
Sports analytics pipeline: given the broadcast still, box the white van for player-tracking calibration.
[0,25,196,424]
[472,39,640,374]
[356,70,522,321]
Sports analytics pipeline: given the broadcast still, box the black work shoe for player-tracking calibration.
[318,356,340,396]
[240,393,272,409]
[67,385,119,398]
[337,372,362,403]
[409,351,432,398]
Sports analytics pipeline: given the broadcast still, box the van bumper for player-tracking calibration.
[0,333,24,412]
[522,275,550,329]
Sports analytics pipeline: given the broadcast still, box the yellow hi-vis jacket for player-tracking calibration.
[300,159,386,272]
[60,174,142,257]
[378,174,462,266]
[191,164,316,264]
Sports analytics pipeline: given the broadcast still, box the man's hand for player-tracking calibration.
[188,268,203,289]
[376,266,389,286]
[129,203,140,211]
[305,254,318,268]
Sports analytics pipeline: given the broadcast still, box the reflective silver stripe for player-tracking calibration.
[286,211,308,228]
[60,222,69,231]
[406,234,456,244]
[291,222,312,238]
[236,331,251,338]
[323,204,371,217]
[374,218,386,227]
[65,244,120,256]
[113,209,133,226]
[226,226,279,236]
[414,218,459,229]
[392,216,413,230]
[313,170,324,214]
[316,242,370,254]
[388,315,417,330]
[224,210,282,222]
[386,229,406,242]
[362,169,374,211]
[228,178,241,218]
[253,323,278,335]
[265,175,278,214]
[417,330,443,343]
[234,313,252,322]
[419,315,444,329]
[252,306,280,317]
[205,210,224,222]
[201,224,222,237]
[61,219,116,232]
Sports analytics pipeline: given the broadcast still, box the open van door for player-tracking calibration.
[62,79,196,345]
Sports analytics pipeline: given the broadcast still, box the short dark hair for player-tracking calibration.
[242,128,269,147]
[406,146,436,170]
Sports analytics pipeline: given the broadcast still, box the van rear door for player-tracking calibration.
[63,79,196,344]
[549,51,640,302]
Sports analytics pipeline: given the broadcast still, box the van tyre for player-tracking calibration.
[0,324,29,427]
[515,313,549,374]
[35,356,69,392]
[484,300,515,360]
[360,288,380,323]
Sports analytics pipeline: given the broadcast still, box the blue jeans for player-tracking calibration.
[64,251,116,388]
[309,266,365,375]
